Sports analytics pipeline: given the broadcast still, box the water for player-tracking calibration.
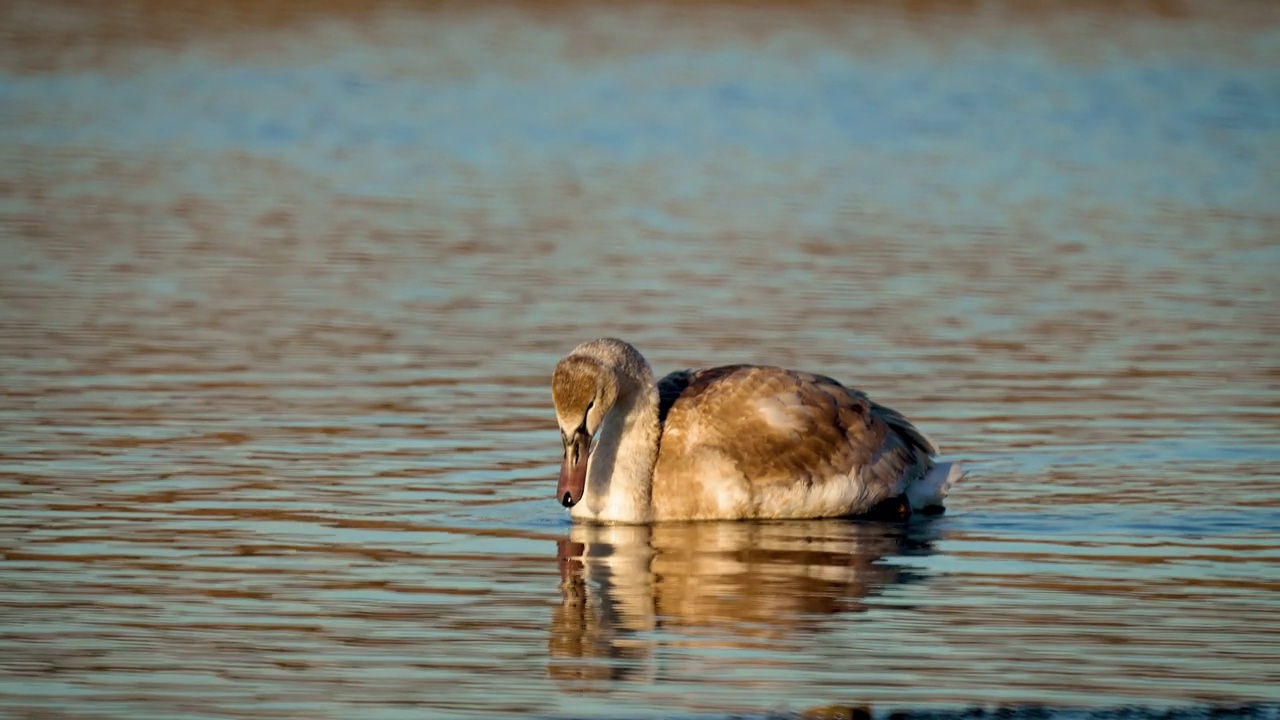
[1,2,1278,718]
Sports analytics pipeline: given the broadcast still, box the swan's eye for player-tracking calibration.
[577,400,594,434]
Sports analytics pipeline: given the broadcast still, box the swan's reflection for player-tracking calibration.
[549,519,944,687]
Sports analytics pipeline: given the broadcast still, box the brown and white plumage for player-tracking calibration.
[552,338,963,524]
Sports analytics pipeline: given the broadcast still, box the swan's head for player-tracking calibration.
[552,355,617,508]
[551,339,650,508]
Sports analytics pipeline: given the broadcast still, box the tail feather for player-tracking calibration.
[906,461,965,511]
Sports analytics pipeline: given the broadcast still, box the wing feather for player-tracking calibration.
[659,365,934,502]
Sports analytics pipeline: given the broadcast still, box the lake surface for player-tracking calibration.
[1,2,1278,718]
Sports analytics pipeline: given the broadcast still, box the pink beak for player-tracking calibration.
[558,430,590,508]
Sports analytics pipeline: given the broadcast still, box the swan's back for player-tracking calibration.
[650,365,939,521]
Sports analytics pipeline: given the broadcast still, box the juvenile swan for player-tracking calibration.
[552,338,963,524]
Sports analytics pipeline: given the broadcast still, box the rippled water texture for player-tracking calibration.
[1,1,1278,718]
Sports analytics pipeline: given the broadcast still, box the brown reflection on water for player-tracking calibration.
[549,521,939,687]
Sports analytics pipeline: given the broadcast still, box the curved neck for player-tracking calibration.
[572,376,661,524]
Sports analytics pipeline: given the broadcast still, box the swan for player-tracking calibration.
[551,338,963,524]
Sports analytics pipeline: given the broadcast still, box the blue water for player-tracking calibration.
[1,5,1278,719]
[2,32,1277,212]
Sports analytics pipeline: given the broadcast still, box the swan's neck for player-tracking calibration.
[572,383,661,524]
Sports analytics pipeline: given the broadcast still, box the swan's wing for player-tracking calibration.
[656,368,696,425]
[662,365,935,497]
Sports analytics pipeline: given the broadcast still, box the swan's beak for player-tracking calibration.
[558,429,590,508]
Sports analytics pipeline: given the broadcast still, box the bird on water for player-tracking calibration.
[551,338,963,524]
